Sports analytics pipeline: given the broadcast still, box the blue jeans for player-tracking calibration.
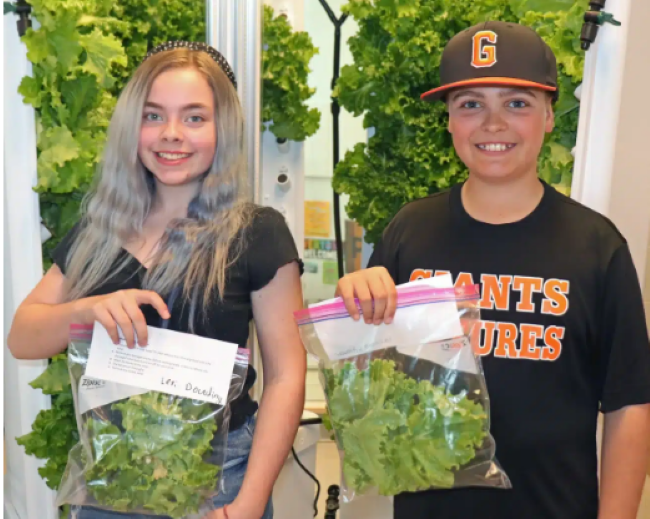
[70,415,273,519]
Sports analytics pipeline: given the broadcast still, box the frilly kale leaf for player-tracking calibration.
[84,392,219,518]
[16,355,77,490]
[262,4,321,141]
[324,359,487,495]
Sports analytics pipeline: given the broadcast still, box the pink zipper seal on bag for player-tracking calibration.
[294,284,479,325]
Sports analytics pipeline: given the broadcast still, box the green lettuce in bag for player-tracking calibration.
[295,284,511,502]
[56,324,249,518]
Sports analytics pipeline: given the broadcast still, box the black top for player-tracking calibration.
[53,206,303,431]
[369,181,650,519]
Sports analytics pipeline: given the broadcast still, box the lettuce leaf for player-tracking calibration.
[324,359,487,495]
[83,392,219,518]
[28,354,71,394]
[262,5,321,141]
[16,388,79,490]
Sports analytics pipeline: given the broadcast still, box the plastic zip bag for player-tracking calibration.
[294,284,511,502]
[56,324,249,518]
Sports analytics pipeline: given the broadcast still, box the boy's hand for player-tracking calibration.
[335,267,397,325]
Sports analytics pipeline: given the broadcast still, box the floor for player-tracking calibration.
[640,478,650,518]
[314,439,391,519]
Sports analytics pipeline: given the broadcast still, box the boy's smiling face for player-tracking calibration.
[446,86,554,183]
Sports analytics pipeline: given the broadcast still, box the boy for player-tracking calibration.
[336,21,650,519]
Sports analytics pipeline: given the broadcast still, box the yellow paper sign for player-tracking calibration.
[304,201,331,238]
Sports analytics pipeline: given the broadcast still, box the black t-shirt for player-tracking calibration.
[52,206,303,431]
[368,181,650,519]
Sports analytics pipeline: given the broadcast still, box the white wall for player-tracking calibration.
[610,1,650,516]
[570,0,650,515]
[607,1,650,292]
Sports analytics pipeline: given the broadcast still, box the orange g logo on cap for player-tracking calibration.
[472,30,498,68]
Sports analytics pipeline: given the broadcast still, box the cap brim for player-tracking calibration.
[420,77,557,102]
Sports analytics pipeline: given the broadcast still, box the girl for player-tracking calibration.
[8,41,307,519]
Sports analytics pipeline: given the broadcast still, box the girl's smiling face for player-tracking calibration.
[138,67,216,187]
[447,86,555,183]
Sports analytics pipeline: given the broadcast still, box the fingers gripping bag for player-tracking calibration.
[56,323,250,518]
[294,284,511,502]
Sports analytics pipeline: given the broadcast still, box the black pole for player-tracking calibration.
[318,0,348,279]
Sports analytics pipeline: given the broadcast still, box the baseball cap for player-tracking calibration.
[421,21,558,103]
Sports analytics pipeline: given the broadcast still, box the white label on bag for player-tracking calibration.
[396,336,480,375]
[314,302,464,360]
[85,322,238,405]
[313,275,464,361]
[78,377,149,415]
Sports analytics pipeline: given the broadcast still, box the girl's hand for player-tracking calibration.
[335,266,398,325]
[91,289,170,347]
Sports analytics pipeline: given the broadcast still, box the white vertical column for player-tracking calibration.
[240,0,264,203]
[207,0,304,263]
[570,2,650,505]
[259,0,305,257]
[207,1,267,396]
[571,0,649,283]
[206,0,263,202]
[207,1,237,66]
[3,12,57,519]
[571,0,631,212]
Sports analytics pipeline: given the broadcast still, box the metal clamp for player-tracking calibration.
[4,0,32,37]
[581,0,622,50]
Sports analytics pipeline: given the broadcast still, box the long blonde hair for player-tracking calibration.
[65,48,252,322]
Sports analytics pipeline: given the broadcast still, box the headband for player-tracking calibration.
[144,41,237,88]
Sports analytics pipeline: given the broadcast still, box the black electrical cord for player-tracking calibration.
[290,416,324,517]
[291,446,321,517]
[299,417,326,426]
[318,0,348,280]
